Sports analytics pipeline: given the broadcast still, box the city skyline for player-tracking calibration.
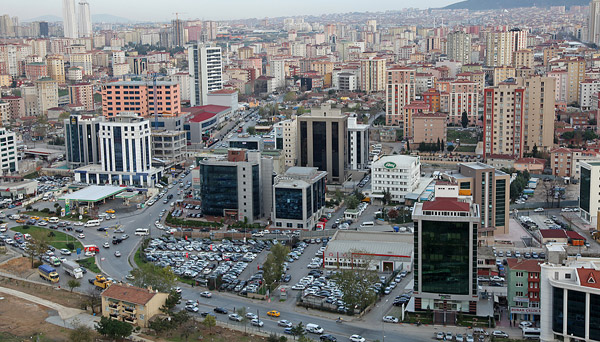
[14,0,458,22]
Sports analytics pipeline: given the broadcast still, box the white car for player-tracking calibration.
[59,248,71,255]
[382,315,399,323]
[561,208,573,212]
[278,319,292,327]
[534,208,544,212]
[77,233,85,239]
[519,321,533,329]
[37,221,48,226]
[246,312,258,320]
[490,276,505,282]
[74,221,84,226]
[492,331,508,338]
[200,291,212,298]
[250,319,264,327]
[349,335,366,342]
[228,313,242,322]
[103,242,110,248]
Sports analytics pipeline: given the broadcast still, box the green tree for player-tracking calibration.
[69,323,95,342]
[382,189,392,205]
[345,195,359,209]
[237,307,249,333]
[461,111,468,128]
[26,230,49,268]
[131,263,177,293]
[95,316,133,340]
[584,129,598,141]
[67,279,81,292]
[160,290,182,314]
[561,131,575,140]
[284,91,296,102]
[262,243,290,291]
[247,126,256,135]
[532,144,539,158]
[290,322,306,339]
[333,251,379,313]
[203,314,217,334]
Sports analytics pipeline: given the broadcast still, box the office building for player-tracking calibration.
[102,284,169,328]
[579,161,600,225]
[47,55,66,83]
[62,0,78,38]
[272,167,327,230]
[347,117,370,171]
[78,1,92,37]
[484,29,527,67]
[189,43,223,106]
[198,149,273,223]
[0,128,18,174]
[412,196,480,314]
[101,81,181,118]
[371,155,421,202]
[386,66,416,127]
[447,31,471,64]
[540,256,600,342]
[442,162,510,245]
[182,105,231,144]
[297,104,347,184]
[65,114,101,169]
[39,21,49,37]
[35,77,58,115]
[151,130,186,164]
[72,113,162,187]
[589,0,600,45]
[68,83,94,111]
[412,112,447,145]
[506,259,541,325]
[360,56,386,93]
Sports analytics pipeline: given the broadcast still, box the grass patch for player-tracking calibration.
[77,256,100,273]
[11,225,83,251]
[447,128,479,144]
[23,211,90,222]
[455,145,476,152]
[23,171,40,179]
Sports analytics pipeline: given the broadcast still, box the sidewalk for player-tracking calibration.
[0,286,84,320]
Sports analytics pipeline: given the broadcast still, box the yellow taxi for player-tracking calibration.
[105,209,115,214]
[267,310,280,317]
[30,216,40,220]
[42,217,49,221]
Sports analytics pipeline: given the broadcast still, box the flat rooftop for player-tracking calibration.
[59,185,125,202]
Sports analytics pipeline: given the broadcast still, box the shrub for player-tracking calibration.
[66,242,75,250]
[33,260,43,268]
[22,225,29,230]
[41,208,50,213]
[26,205,33,210]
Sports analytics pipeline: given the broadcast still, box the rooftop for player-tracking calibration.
[102,284,159,305]
[325,231,413,258]
[507,258,541,272]
[59,185,125,202]
[422,197,470,212]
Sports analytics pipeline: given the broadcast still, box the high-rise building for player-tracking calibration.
[443,162,510,245]
[484,29,527,67]
[372,155,421,202]
[513,49,534,68]
[360,56,386,93]
[78,1,92,37]
[39,21,49,37]
[0,128,18,174]
[197,149,273,223]
[0,15,16,37]
[412,194,480,314]
[297,104,347,184]
[65,114,101,169]
[188,43,222,106]
[385,66,416,127]
[579,161,600,224]
[272,167,327,231]
[171,19,185,47]
[62,0,78,38]
[589,0,600,45]
[69,82,94,111]
[46,55,66,83]
[347,117,370,171]
[101,81,181,118]
[69,52,93,76]
[446,31,471,64]
[35,77,58,115]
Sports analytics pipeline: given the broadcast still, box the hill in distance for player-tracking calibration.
[444,0,589,10]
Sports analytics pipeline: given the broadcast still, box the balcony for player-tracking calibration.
[108,303,119,309]
[123,307,136,314]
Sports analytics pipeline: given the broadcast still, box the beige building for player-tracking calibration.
[69,52,93,76]
[68,83,94,111]
[550,147,600,180]
[297,104,347,184]
[443,162,510,245]
[550,57,585,104]
[46,55,65,83]
[519,76,555,154]
[280,117,297,167]
[412,112,447,144]
[513,49,534,69]
[0,74,11,87]
[442,79,479,125]
[485,29,527,67]
[493,66,516,86]
[446,31,471,64]
[360,56,386,92]
[35,77,58,115]
[386,66,416,126]
[101,284,169,328]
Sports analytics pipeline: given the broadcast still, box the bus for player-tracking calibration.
[135,228,150,236]
[522,328,540,340]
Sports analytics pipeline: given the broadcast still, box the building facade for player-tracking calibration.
[371,155,421,202]
[189,43,223,106]
[507,259,541,325]
[360,57,386,93]
[447,31,471,64]
[412,112,447,144]
[68,82,94,111]
[64,114,101,169]
[101,81,181,118]
[101,284,168,328]
[579,161,600,225]
[0,128,18,174]
[386,66,416,127]
[347,117,370,171]
[272,167,327,230]
[551,147,600,180]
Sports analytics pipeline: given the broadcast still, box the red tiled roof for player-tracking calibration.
[566,231,586,240]
[576,268,600,289]
[101,284,158,305]
[422,198,470,212]
[210,88,237,94]
[188,111,217,123]
[515,158,546,165]
[507,258,541,272]
[539,229,568,239]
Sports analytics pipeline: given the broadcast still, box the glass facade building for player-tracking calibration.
[275,188,303,220]
[200,164,238,217]
[580,166,590,214]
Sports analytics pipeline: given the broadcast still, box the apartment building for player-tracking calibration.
[385,66,416,127]
[550,147,600,180]
[446,31,471,64]
[442,79,479,125]
[347,116,370,171]
[69,52,93,76]
[579,79,600,110]
[189,43,223,106]
[35,77,58,115]
[513,49,534,69]
[412,112,447,144]
[46,55,65,83]
[493,66,516,86]
[101,81,181,118]
[0,128,18,174]
[101,284,168,328]
[403,101,431,139]
[68,83,94,111]
[484,29,527,67]
[360,56,386,92]
[507,259,541,325]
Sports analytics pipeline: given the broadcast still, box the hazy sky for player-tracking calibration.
[13,0,459,22]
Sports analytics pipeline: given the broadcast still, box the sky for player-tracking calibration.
[14,0,459,22]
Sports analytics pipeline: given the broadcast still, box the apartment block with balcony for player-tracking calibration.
[550,147,600,180]
[101,81,181,118]
[101,284,168,327]
[507,259,541,326]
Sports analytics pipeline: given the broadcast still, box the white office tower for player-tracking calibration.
[78,1,92,37]
[62,0,78,39]
[589,0,600,45]
[188,43,223,106]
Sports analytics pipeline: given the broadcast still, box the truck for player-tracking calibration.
[84,245,100,254]
[88,274,112,289]
[38,264,59,283]
[63,260,83,279]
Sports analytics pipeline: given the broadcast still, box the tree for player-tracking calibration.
[67,279,81,292]
[387,209,399,220]
[95,316,133,340]
[382,189,392,205]
[26,230,49,268]
[461,111,468,128]
[290,322,306,339]
[584,129,599,141]
[237,307,249,333]
[262,243,290,291]
[532,144,539,158]
[160,290,181,314]
[69,323,95,342]
[202,314,217,334]
[247,126,256,135]
[333,251,379,313]
[561,131,575,140]
[284,91,296,102]
[131,263,177,293]
[345,195,359,210]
